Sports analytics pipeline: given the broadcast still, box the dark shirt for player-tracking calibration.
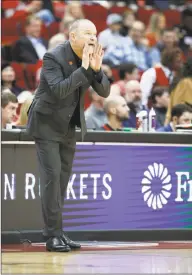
[69,45,103,127]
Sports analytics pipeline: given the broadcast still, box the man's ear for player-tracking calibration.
[110,107,116,115]
[69,32,75,41]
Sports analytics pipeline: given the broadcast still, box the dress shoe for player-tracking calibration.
[46,236,71,252]
[61,233,81,249]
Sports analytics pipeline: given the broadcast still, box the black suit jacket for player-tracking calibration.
[27,41,110,141]
[12,36,48,64]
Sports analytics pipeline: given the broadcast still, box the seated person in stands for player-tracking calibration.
[157,104,192,132]
[157,28,179,53]
[174,5,192,56]
[85,88,108,130]
[4,0,55,26]
[110,63,139,96]
[123,80,143,128]
[140,47,183,107]
[150,87,170,128]
[98,14,123,50]
[103,21,158,70]
[16,95,34,127]
[12,15,48,64]
[1,90,18,129]
[48,18,75,51]
[101,95,129,131]
[165,57,192,124]
[1,63,24,96]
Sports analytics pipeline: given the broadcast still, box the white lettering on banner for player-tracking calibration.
[91,173,100,199]
[102,173,112,200]
[66,173,112,200]
[80,174,88,199]
[175,172,192,202]
[67,174,76,199]
[4,174,15,200]
[25,173,36,199]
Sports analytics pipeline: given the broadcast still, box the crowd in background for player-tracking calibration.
[1,0,192,133]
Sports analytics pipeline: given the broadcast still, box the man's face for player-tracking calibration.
[162,31,177,48]
[2,66,15,83]
[26,19,42,38]
[177,112,192,125]
[155,92,170,108]
[115,98,129,121]
[129,23,145,44]
[71,21,97,55]
[2,102,18,125]
[125,83,142,104]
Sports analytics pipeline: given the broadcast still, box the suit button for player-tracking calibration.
[68,114,71,118]
[73,101,77,105]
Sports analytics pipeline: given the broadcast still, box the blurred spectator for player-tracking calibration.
[85,89,107,130]
[157,104,192,132]
[102,95,129,131]
[1,90,18,129]
[16,95,34,126]
[103,21,157,70]
[12,15,48,64]
[60,18,76,39]
[98,14,123,49]
[146,12,166,47]
[119,10,136,37]
[48,18,75,50]
[48,34,66,50]
[174,5,192,55]
[140,47,183,106]
[165,57,192,123]
[1,63,24,96]
[110,63,139,96]
[63,1,85,25]
[4,0,55,26]
[150,86,170,128]
[157,28,179,52]
[123,80,143,128]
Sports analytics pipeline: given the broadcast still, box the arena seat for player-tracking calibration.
[2,18,20,46]
[10,62,28,89]
[2,0,19,10]
[48,22,60,39]
[109,6,130,15]
[82,5,108,21]
[164,9,181,27]
[137,7,155,26]
[53,1,66,19]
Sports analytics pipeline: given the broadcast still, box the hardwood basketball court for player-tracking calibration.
[2,241,192,274]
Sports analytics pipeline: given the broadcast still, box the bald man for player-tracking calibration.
[102,95,129,131]
[27,19,110,252]
[123,80,143,128]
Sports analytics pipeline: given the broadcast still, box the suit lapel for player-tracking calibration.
[64,41,78,74]
[24,37,39,59]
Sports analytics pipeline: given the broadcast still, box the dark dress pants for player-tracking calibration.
[34,125,76,237]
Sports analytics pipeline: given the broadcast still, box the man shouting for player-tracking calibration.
[27,19,110,252]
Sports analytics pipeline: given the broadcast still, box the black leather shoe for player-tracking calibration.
[46,236,71,252]
[61,233,81,249]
